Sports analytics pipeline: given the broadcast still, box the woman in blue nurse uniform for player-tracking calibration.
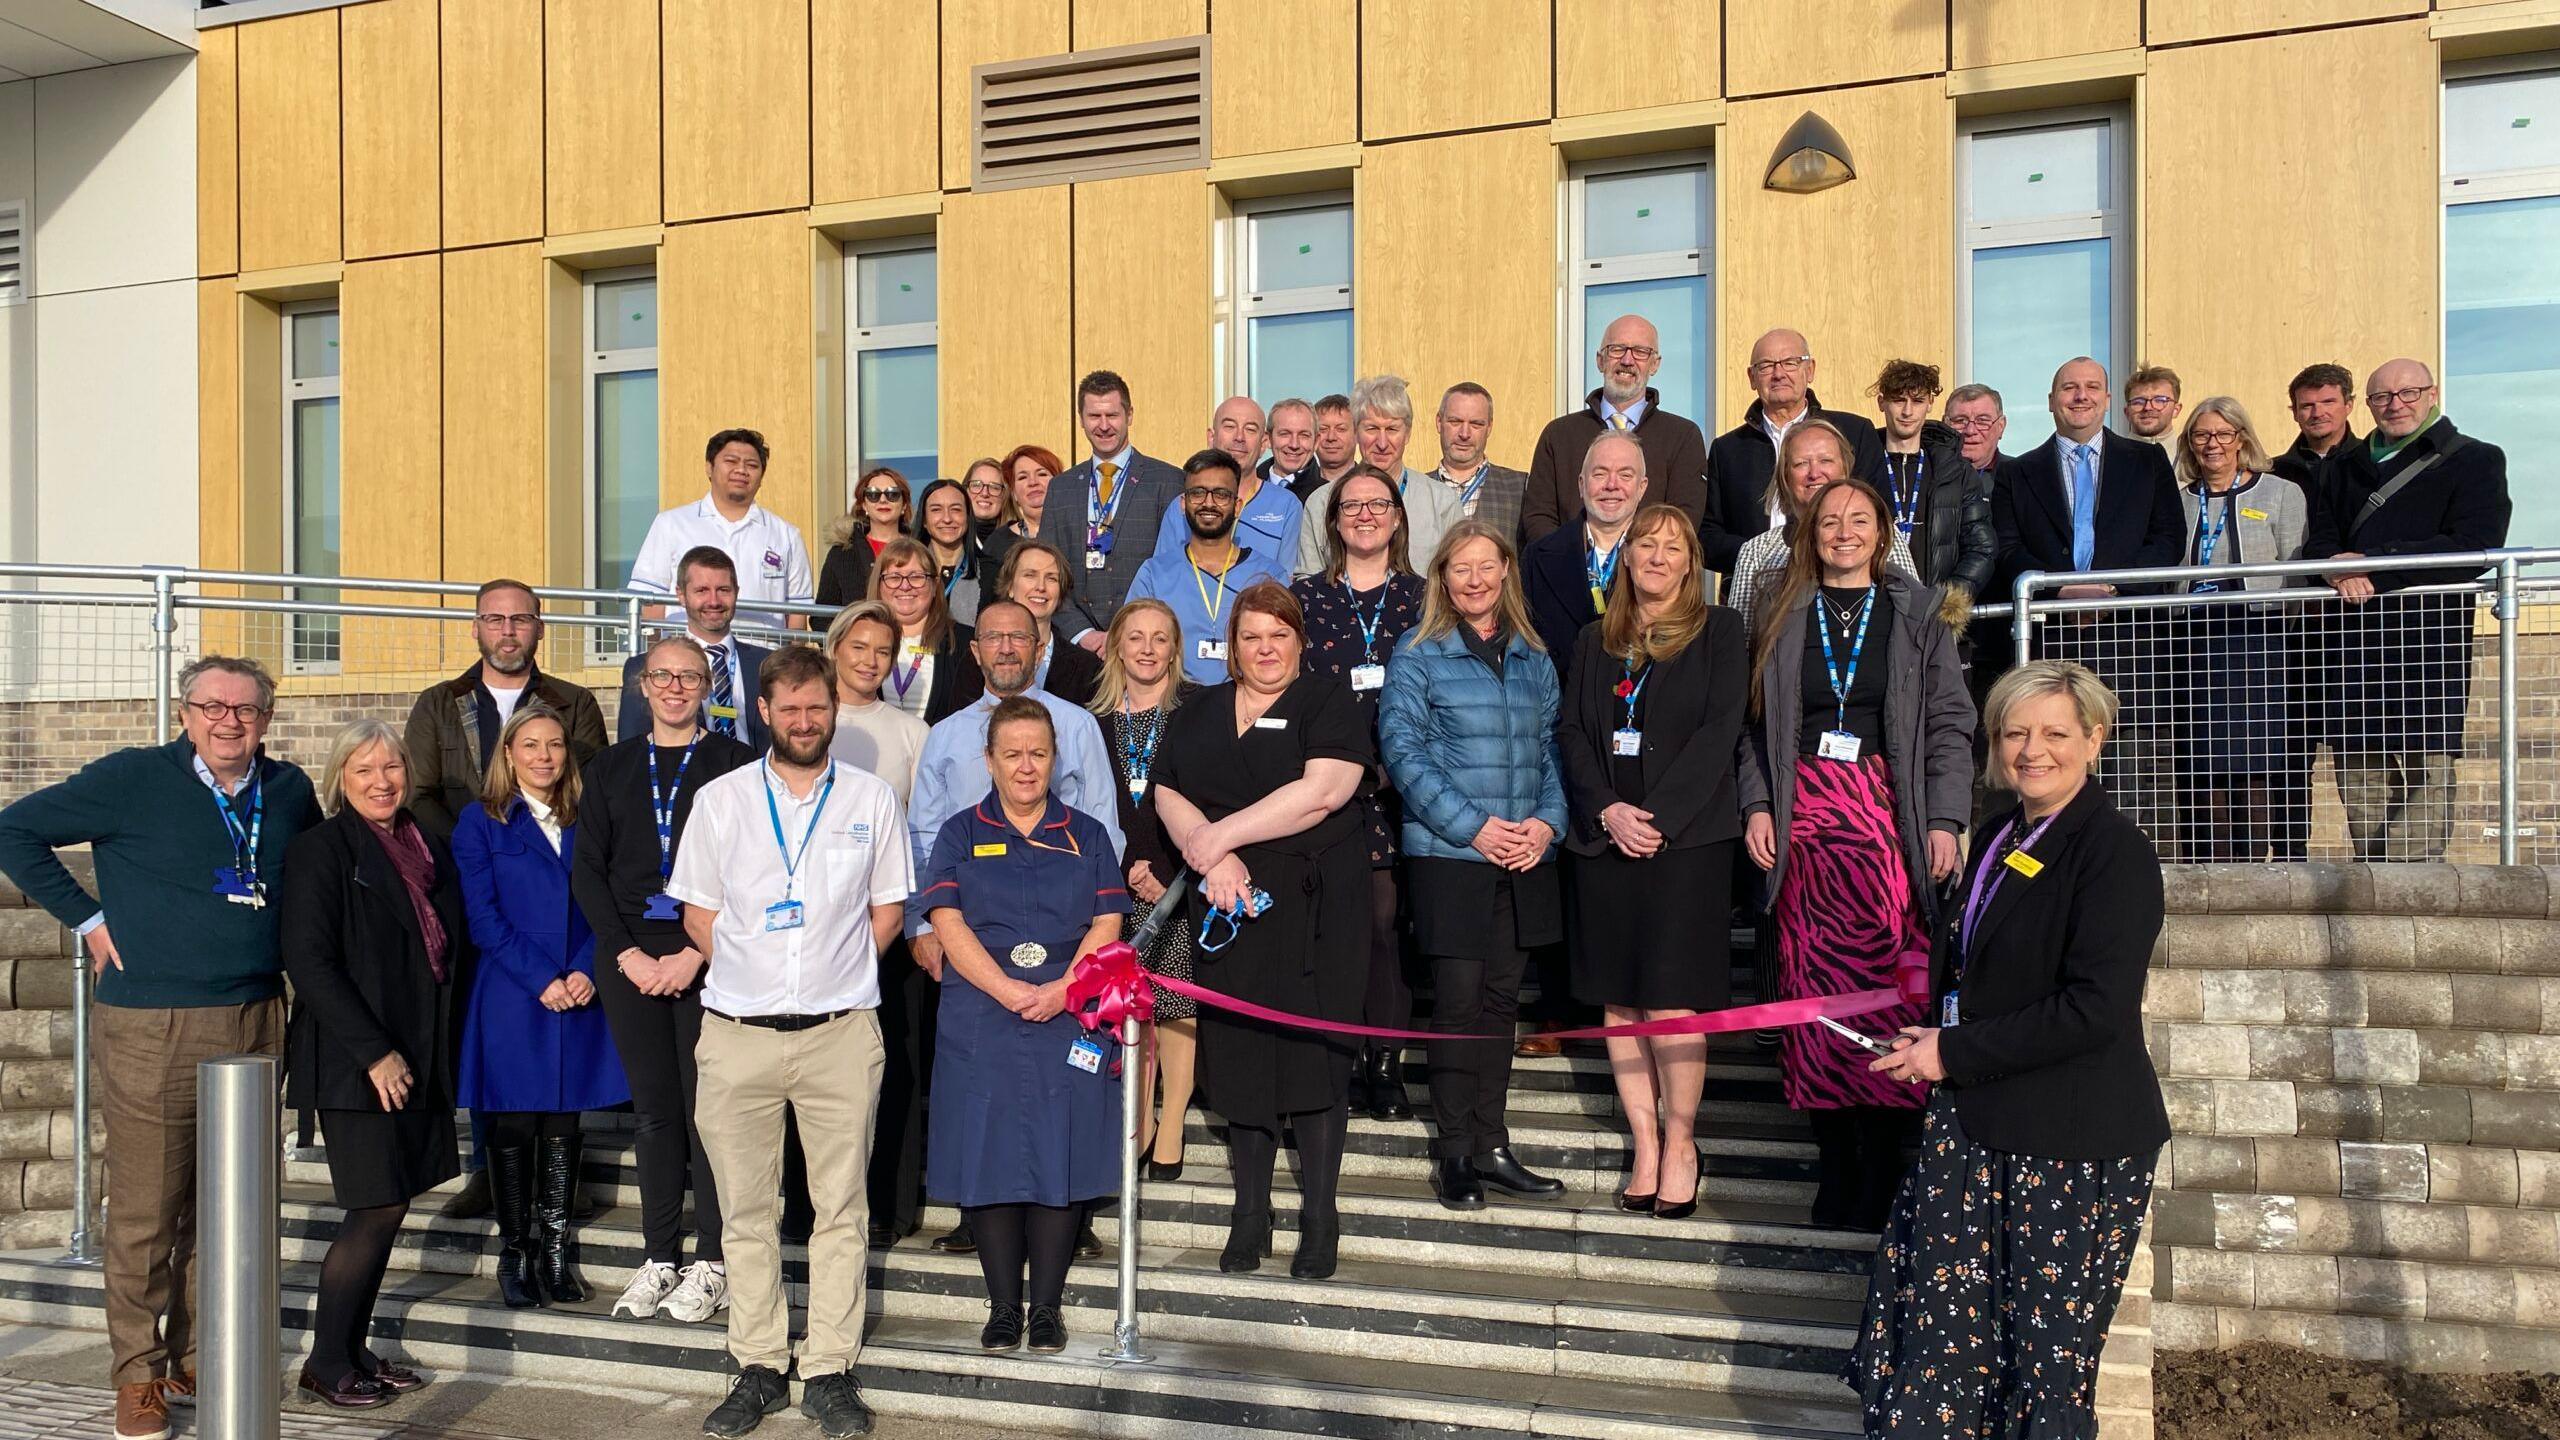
[919,695,1130,1358]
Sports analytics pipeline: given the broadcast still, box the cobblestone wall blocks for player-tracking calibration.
[2507,1034,2560,1090]
[2337,1257,2428,1318]
[2167,1024,2253,1079]
[2147,969,2204,1022]
[2212,1080,2299,1136]
[2457,866,2550,919]
[2380,1085,2474,1144]
[2160,1078,2216,1135]
[2416,1029,2507,1088]
[2466,1206,2560,1268]
[2449,974,2545,1032]
[2254,1252,2343,1311]
[2427,1145,2522,1206]
[2171,1135,2257,1191]
[2376,1201,2472,1262]
[2295,1084,2386,1139]
[2369,865,2461,916]
[2333,1029,2423,1085]
[2248,914,2330,969]
[2202,863,2291,914]
[2289,863,2370,915]
[2498,920,2560,976]
[2202,970,2288,1024]
[2247,1024,2332,1080]
[2363,973,2458,1029]
[2165,914,2254,968]
[2150,1188,2213,1246]
[2338,1141,2429,1201]
[2420,1264,2518,1327]
[2326,914,2417,971]
[2255,1137,2344,1196]
[2471,1091,2560,1150]
[2165,1246,2254,1307]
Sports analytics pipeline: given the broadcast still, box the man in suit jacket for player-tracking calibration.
[1522,433,1649,677]
[1989,357,2184,596]
[1035,369,1183,646]
[1699,328,1886,576]
[1523,316,1710,543]
[1413,381,1530,547]
[617,545,771,750]
[2304,358,2511,861]
[1944,383,2012,486]
[405,579,609,841]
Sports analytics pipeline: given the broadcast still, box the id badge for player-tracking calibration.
[1350,663,1386,693]
[763,899,806,933]
[1086,550,1108,571]
[707,703,739,722]
[1067,1036,1106,1074]
[1197,639,1228,664]
[642,891,683,922]
[1817,730,1862,763]
[1941,991,1961,1028]
[1611,728,1642,758]
[215,867,265,908]
[1127,776,1148,803]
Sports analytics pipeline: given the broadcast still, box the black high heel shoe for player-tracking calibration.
[1653,1144,1703,1222]
[1289,1211,1339,1280]
[1615,1190,1657,1214]
[1144,1155,1185,1183]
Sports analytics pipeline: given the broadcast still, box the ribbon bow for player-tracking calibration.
[1067,940,1156,1036]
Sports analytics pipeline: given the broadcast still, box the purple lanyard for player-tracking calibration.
[1957,811,2061,964]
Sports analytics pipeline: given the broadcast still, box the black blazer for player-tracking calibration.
[1040,623,1103,706]
[1555,610,1749,855]
[1521,525,1601,675]
[922,624,987,724]
[570,731,757,964]
[2303,417,2511,592]
[279,809,468,1113]
[616,640,772,750]
[1699,395,1886,574]
[1931,780,2168,1162]
[1992,430,2183,592]
[816,540,880,609]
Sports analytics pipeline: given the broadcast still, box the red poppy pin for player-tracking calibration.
[1613,677,1636,698]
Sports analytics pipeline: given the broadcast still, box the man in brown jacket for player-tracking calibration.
[1521,314,1711,543]
[402,578,609,840]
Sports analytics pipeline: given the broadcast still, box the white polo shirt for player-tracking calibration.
[665,757,911,1017]
[627,495,816,631]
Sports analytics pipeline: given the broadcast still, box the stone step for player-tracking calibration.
[0,1253,1863,1438]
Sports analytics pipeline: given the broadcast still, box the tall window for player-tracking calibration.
[1233,195,1354,414]
[847,240,938,489]
[2445,60,2560,547]
[1957,110,2130,452]
[1566,155,1713,423]
[282,301,340,668]
[586,267,658,593]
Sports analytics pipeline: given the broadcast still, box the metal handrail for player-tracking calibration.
[2007,546,2560,595]
[0,561,837,621]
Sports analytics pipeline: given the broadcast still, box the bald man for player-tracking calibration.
[2304,357,2511,860]
[1699,328,1885,575]
[1523,314,1710,543]
[1154,394,1304,564]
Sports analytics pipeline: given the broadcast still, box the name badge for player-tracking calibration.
[1067,1036,1106,1074]
[707,703,739,720]
[973,842,1008,858]
[2240,507,2269,522]
[1086,551,1108,571]
[1252,717,1288,730]
[1612,728,1642,758]
[642,891,682,922]
[762,549,785,576]
[763,899,805,933]
[1941,991,1962,1028]
[1350,663,1386,693]
[1198,639,1228,663]
[1817,730,1862,763]
[2003,850,2044,879]
[214,867,267,908]
[1127,777,1148,803]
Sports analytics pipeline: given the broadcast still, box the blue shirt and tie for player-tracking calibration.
[904,688,1125,937]
[2063,437,2101,572]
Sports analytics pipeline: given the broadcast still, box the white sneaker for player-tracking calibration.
[613,1259,679,1319]
[661,1260,729,1323]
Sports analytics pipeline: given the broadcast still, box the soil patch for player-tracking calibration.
[2159,1343,2560,1440]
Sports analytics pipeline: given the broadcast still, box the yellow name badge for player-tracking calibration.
[2004,850,2044,878]
[2240,507,2269,522]
[707,703,740,719]
[972,843,1007,858]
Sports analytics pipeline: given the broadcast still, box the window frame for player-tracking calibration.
[1953,104,2134,432]
[842,235,941,507]
[1226,191,1356,411]
[280,297,341,672]
[2440,53,2560,547]
[1561,148,1715,420]
[582,263,659,594]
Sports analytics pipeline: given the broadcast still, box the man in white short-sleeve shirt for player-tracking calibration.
[668,645,905,1439]
[629,427,816,633]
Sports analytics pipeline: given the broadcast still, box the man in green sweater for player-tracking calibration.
[0,655,320,1440]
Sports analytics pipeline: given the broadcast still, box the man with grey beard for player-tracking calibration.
[1522,314,1710,542]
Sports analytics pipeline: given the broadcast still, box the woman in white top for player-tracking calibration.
[868,536,985,725]
[1725,421,1918,625]
[826,600,929,808]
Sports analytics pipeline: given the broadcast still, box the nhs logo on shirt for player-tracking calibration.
[762,549,785,578]
[846,821,874,847]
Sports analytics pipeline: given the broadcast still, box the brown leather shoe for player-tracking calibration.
[296,1366,393,1410]
[1513,1030,1563,1059]
[115,1382,170,1440]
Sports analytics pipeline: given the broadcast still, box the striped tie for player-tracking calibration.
[708,644,737,738]
[1607,411,1633,433]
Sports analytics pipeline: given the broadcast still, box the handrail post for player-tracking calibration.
[200,1054,281,1440]
[2498,555,2521,866]
[2010,572,2039,664]
[1098,1011,1151,1364]
[58,927,99,1266]
[150,570,176,741]
[625,593,646,658]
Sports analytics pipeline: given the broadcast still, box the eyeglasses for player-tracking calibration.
[2124,395,2180,411]
[475,611,539,629]
[2188,430,2243,450]
[1181,487,1238,504]
[878,572,930,589]
[2366,386,2431,410]
[643,668,710,690]
[1598,343,1659,361]
[1945,415,1999,432]
[860,488,906,503]
[1337,498,1397,517]
[185,699,269,723]
[978,631,1036,648]
[964,480,1007,495]
[1749,355,1813,377]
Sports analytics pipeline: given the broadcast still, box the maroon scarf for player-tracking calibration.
[374,816,450,982]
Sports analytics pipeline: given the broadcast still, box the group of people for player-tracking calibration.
[0,321,2514,1440]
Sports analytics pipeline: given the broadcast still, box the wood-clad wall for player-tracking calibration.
[206,0,2520,592]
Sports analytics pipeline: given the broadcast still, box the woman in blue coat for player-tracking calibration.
[1379,518,1570,1213]
[450,706,629,1310]
[919,695,1129,1356]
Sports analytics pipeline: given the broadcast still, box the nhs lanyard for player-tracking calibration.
[1585,531,1623,609]
[760,762,837,903]
[206,766,264,878]
[1085,465,1132,554]
[1345,580,1388,662]
[1817,587,1877,732]
[2194,488,2232,568]
[1957,810,2061,961]
[1118,705,1163,796]
[1438,466,1490,512]
[1884,454,1923,535]
[646,733,703,881]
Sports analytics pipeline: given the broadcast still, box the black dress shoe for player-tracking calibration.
[799,1372,874,1438]
[1471,1146,1565,1198]
[703,1365,788,1438]
[296,1367,392,1410]
[1144,1157,1184,1183]
[1288,1213,1339,1280]
[1075,1219,1103,1259]
[1431,1156,1486,1211]
[437,1168,491,1221]
[1026,1304,1068,1354]
[866,1222,897,1249]
[1367,1049,1412,1121]
[931,1218,977,1255]
[359,1357,427,1393]
[1218,1213,1271,1273]
[980,1303,1025,1352]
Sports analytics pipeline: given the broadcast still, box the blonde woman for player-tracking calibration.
[817,466,914,607]
[1088,598,1199,1179]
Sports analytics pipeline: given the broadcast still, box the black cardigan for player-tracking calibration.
[1041,623,1104,706]
[1555,610,1749,855]
[569,732,757,964]
[279,809,468,1113]
[1932,779,2168,1162]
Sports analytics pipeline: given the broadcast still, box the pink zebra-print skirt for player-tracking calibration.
[1773,754,1928,1112]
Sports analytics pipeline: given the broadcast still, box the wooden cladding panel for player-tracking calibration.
[441,244,550,584]
[1556,0,1723,116]
[236,10,340,272]
[658,214,818,533]
[1210,0,1354,157]
[341,0,441,260]
[198,25,238,277]
[938,185,1076,467]
[547,0,663,235]
[441,0,544,248]
[664,0,811,220]
[814,0,941,202]
[1361,0,1550,140]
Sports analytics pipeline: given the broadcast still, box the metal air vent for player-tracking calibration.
[972,37,1210,193]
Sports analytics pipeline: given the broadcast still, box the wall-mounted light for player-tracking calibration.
[1763,110,1856,194]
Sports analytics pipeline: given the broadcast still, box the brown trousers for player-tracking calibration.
[94,998,286,1387]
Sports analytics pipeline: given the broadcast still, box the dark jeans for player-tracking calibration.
[1427,886,1529,1160]
[597,960,722,1266]
[868,943,935,1237]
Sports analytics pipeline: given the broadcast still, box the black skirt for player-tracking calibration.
[1405,856,1563,960]
[1567,839,1735,1011]
[318,1103,461,1211]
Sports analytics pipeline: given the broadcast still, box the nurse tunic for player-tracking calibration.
[918,793,1131,1208]
[1150,673,1375,1127]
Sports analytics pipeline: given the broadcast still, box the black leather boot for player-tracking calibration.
[1471,1146,1565,1198]
[1349,1047,1376,1118]
[1367,1048,1412,1121]
[488,1142,546,1310]
[1431,1156,1486,1211]
[534,1131,589,1303]
[1218,1210,1272,1273]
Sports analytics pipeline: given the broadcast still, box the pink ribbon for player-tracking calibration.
[1069,941,1933,1045]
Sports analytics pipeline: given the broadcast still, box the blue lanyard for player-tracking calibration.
[1816,586,1877,734]
[1086,462,1131,554]
[207,766,264,877]
[645,732,703,881]
[1344,580,1388,662]
[2194,487,2232,569]
[1440,466,1490,512]
[1118,705,1163,792]
[1620,656,1651,731]
[760,761,837,901]
[1585,531,1622,605]
[1884,453,1923,535]
[940,558,968,598]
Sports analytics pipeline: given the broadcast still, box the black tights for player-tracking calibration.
[966,1202,1082,1311]
[483,1110,580,1148]
[308,1202,406,1385]
[1227,1103,1349,1226]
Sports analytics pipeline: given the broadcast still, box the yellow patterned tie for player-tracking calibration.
[1097,461,1120,507]
[1608,412,1633,433]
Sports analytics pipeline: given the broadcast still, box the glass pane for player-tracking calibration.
[290,310,339,380]
[594,369,660,587]
[594,277,658,352]
[859,345,938,483]
[2448,194,2560,546]
[1968,237,2112,453]
[856,248,937,330]
[1967,122,2110,225]
[2447,70,2560,177]
[1583,166,1710,260]
[1247,310,1353,419]
[1250,205,1353,294]
[1582,274,1710,425]
[291,396,341,579]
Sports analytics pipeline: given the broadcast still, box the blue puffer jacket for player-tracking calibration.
[1379,625,1568,864]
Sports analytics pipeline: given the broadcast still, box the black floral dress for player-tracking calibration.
[1105,691,1200,1019]
[1290,572,1424,866]
[1847,1093,2157,1438]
